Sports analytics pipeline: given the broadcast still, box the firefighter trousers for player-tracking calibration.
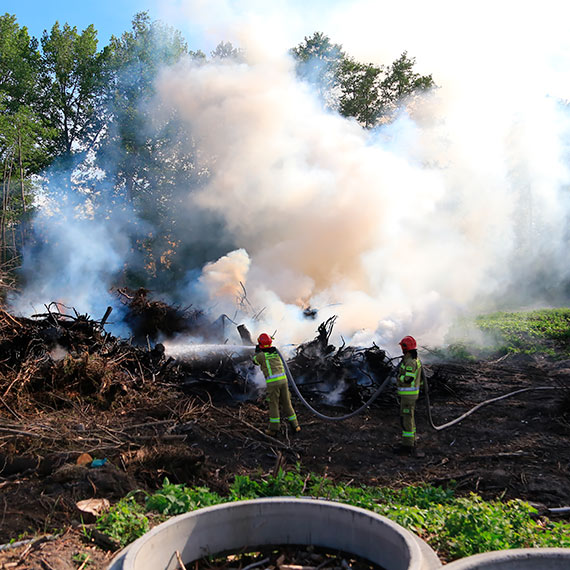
[266,378,298,432]
[399,393,418,448]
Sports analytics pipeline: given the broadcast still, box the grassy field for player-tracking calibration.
[90,308,570,563]
[94,470,570,563]
[435,308,570,360]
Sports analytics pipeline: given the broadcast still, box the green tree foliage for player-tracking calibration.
[290,32,344,104]
[337,57,384,128]
[102,12,188,201]
[0,14,41,110]
[0,15,55,266]
[380,51,434,117]
[40,21,111,163]
[291,32,435,128]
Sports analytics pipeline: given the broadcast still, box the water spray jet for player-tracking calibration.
[163,343,255,365]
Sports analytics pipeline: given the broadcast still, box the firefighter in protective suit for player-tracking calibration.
[253,333,300,436]
[395,335,423,456]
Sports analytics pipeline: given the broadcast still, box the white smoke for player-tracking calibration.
[150,0,570,352]
[11,185,134,330]
[198,248,251,302]
[10,0,570,355]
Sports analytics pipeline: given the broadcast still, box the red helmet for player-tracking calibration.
[257,333,273,348]
[399,335,417,351]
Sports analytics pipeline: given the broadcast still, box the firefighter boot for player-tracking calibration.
[411,447,425,458]
[392,444,413,456]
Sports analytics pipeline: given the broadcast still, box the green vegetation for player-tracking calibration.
[145,479,221,516]
[475,308,570,357]
[94,496,149,548]
[72,552,91,567]
[0,12,434,295]
[433,308,570,361]
[291,32,434,128]
[95,468,570,563]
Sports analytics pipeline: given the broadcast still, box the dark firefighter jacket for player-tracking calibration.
[397,353,422,396]
[253,347,287,383]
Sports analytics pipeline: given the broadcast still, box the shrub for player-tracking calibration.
[95,496,149,548]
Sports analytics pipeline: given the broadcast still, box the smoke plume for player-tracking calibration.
[10,0,570,354]
[151,0,570,351]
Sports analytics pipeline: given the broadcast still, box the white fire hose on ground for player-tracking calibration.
[276,348,394,421]
[422,374,556,431]
[189,335,557,430]
[275,348,556,429]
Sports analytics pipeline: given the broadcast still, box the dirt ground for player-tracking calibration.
[0,344,569,569]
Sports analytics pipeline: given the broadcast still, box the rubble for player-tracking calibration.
[288,316,395,408]
[0,296,569,570]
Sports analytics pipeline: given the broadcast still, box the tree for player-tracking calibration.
[211,41,243,61]
[337,58,384,128]
[0,15,54,264]
[380,51,434,119]
[102,12,188,202]
[97,12,196,285]
[40,21,111,165]
[0,14,42,111]
[291,33,435,128]
[0,104,56,262]
[290,32,345,106]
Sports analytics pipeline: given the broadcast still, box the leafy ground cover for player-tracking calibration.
[429,308,570,360]
[475,308,570,356]
[95,469,570,563]
[0,308,568,569]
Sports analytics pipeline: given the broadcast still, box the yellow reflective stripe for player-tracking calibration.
[266,374,286,383]
[267,371,285,379]
[265,352,273,377]
[269,418,280,423]
[398,361,421,387]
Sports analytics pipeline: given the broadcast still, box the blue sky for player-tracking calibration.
[2,0,341,54]
[3,0,148,46]
[3,0,179,47]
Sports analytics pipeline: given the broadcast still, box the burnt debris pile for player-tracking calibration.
[116,287,220,343]
[0,299,397,412]
[0,303,165,410]
[288,316,395,409]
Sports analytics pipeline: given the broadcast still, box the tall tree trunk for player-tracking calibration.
[17,131,27,253]
[1,158,14,265]
[1,158,8,265]
[17,131,27,214]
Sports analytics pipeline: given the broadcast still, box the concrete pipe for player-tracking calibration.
[107,497,441,570]
[443,548,570,569]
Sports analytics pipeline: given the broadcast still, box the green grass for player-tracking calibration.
[432,308,570,360]
[93,495,149,548]
[95,468,570,563]
[475,308,570,356]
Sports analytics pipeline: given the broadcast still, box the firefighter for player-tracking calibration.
[253,333,300,436]
[395,335,423,456]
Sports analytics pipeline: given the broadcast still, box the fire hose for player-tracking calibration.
[423,374,556,431]
[276,348,394,421]
[276,348,556,429]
